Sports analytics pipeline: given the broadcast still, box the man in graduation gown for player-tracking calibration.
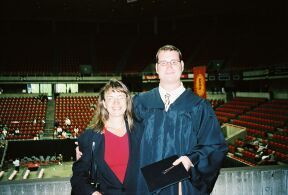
[133,45,228,194]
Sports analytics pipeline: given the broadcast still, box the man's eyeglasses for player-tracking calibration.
[157,60,181,67]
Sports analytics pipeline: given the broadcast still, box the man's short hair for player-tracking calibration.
[156,45,183,62]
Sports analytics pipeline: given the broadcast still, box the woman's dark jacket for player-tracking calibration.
[70,125,140,195]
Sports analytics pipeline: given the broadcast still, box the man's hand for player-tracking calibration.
[172,156,193,171]
[75,142,83,160]
[92,191,102,195]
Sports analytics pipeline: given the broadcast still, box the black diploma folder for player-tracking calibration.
[141,155,190,192]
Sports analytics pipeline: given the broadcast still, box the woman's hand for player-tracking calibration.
[75,142,83,160]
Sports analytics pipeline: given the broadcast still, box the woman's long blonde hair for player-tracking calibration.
[93,79,133,133]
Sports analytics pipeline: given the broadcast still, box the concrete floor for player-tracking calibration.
[0,161,73,182]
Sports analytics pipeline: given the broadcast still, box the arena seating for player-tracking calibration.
[245,111,288,121]
[0,97,47,140]
[209,99,225,109]
[54,96,97,136]
[1,94,287,166]
[215,96,288,165]
[239,115,285,127]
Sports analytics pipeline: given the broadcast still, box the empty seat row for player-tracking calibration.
[216,107,245,115]
[232,119,275,132]
[215,111,237,119]
[216,116,229,123]
[239,115,285,127]
[222,104,251,111]
[246,111,288,121]
[254,107,288,115]
[246,128,267,138]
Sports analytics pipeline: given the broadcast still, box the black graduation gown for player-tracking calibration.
[133,88,228,195]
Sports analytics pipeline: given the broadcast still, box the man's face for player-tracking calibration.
[156,50,184,85]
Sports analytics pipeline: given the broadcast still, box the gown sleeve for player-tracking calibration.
[187,100,228,193]
[132,94,144,122]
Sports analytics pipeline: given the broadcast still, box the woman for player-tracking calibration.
[71,79,139,195]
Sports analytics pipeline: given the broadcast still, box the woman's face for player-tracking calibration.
[103,88,127,118]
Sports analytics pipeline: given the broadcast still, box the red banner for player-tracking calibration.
[193,66,207,98]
